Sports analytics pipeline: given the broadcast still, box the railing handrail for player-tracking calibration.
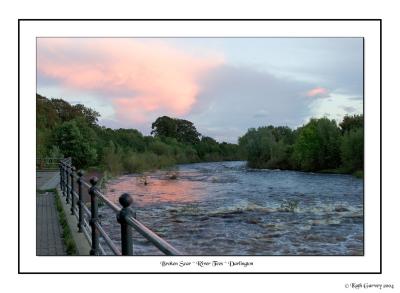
[58,157,182,256]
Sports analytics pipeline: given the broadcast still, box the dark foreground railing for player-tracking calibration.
[59,157,181,256]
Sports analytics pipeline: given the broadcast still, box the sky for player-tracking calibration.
[37,37,363,143]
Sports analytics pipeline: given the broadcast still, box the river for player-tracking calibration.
[98,161,363,255]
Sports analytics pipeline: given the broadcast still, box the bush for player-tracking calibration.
[101,141,123,175]
[149,140,172,156]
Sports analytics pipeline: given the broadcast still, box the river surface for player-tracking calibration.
[98,161,363,255]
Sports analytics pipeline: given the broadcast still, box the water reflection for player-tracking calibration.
[104,174,202,206]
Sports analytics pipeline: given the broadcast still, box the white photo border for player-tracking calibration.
[19,19,381,273]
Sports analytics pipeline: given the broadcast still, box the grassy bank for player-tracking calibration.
[54,190,78,255]
[90,150,204,180]
[318,168,364,178]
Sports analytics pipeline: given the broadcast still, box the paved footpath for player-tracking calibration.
[36,171,67,256]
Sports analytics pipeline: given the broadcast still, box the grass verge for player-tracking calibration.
[54,191,78,255]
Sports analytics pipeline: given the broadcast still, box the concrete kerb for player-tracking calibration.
[56,188,91,256]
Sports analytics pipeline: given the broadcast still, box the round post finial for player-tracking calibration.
[90,176,98,186]
[119,193,133,208]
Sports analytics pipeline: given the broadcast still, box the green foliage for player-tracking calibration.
[123,152,176,173]
[353,170,364,179]
[339,114,364,173]
[48,145,63,158]
[341,128,364,172]
[149,139,173,156]
[37,93,363,177]
[55,191,77,255]
[96,128,146,152]
[101,141,123,175]
[36,128,53,157]
[293,118,341,171]
[238,126,294,169]
[151,116,201,144]
[339,114,363,133]
[219,142,241,161]
[239,117,363,175]
[36,94,61,129]
[37,94,100,127]
[37,94,242,174]
[52,119,97,168]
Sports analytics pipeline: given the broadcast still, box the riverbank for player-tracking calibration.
[317,168,363,179]
[239,162,363,179]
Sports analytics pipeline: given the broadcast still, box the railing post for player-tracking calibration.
[77,170,84,233]
[70,166,76,215]
[65,164,70,204]
[89,177,100,255]
[117,193,134,255]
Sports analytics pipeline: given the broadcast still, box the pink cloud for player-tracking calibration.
[37,38,224,126]
[306,87,330,98]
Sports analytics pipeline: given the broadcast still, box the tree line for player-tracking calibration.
[36,94,242,174]
[37,94,363,177]
[238,115,363,176]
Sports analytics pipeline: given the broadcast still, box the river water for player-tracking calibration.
[99,161,363,255]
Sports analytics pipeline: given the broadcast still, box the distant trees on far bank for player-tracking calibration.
[238,115,364,175]
[37,93,363,176]
[36,94,242,172]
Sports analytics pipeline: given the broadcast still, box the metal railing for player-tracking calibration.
[59,157,181,256]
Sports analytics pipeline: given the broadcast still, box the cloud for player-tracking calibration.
[37,38,363,142]
[269,38,363,97]
[306,87,330,98]
[37,38,224,127]
[253,109,270,118]
[340,105,357,113]
[184,65,320,142]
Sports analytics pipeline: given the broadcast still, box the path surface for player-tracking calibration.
[36,171,67,256]
[36,171,60,190]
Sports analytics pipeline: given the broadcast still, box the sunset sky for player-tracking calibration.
[37,37,363,143]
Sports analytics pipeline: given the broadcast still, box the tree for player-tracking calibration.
[176,119,201,144]
[151,116,177,138]
[53,119,97,168]
[339,114,363,133]
[72,104,100,125]
[50,98,77,122]
[239,126,294,169]
[293,118,341,171]
[151,116,200,144]
[341,128,363,171]
[36,94,61,129]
